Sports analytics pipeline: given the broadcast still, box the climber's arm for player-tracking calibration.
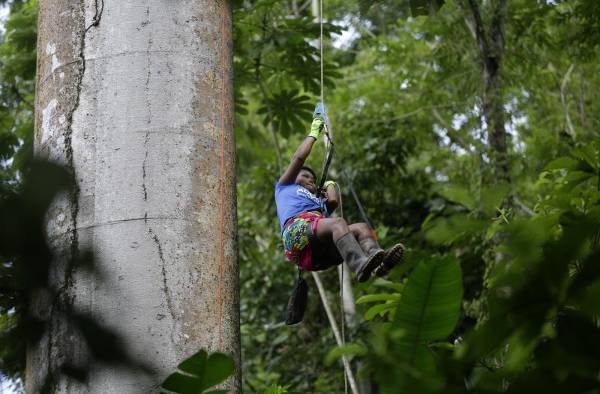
[278,137,317,185]
[278,117,324,185]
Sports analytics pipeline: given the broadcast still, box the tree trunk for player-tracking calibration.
[29,0,239,392]
[465,0,509,184]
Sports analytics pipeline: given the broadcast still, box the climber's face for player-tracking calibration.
[296,169,317,194]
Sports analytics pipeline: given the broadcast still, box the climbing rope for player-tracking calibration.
[318,1,350,392]
[320,0,324,104]
[336,182,349,394]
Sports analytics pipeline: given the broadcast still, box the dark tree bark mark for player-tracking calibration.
[44,2,104,388]
[148,228,176,323]
[142,6,152,202]
[142,130,149,201]
[86,0,105,32]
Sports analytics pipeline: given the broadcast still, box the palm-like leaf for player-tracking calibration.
[258,89,313,137]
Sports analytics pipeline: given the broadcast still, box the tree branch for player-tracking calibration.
[578,66,587,127]
[513,195,534,217]
[560,63,576,138]
[464,0,491,61]
[490,0,508,63]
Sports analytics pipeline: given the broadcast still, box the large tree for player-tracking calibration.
[28,0,239,392]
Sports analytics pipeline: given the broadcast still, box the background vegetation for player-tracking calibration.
[1,0,599,392]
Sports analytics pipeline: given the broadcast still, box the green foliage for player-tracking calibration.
[0,0,37,182]
[324,343,367,366]
[263,384,289,394]
[357,291,400,320]
[257,90,313,137]
[0,0,599,392]
[161,350,234,394]
[352,255,463,392]
[444,155,600,392]
[234,2,347,392]
[234,0,600,391]
[358,0,444,17]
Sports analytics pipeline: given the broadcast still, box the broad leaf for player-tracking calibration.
[440,185,476,210]
[161,350,234,394]
[325,343,367,366]
[393,255,462,363]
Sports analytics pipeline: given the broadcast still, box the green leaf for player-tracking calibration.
[325,343,367,366]
[392,341,436,375]
[372,278,405,292]
[572,145,599,171]
[161,350,234,394]
[178,350,208,375]
[162,373,203,394]
[365,303,397,321]
[393,255,462,361]
[546,156,580,171]
[424,216,488,245]
[200,353,235,392]
[480,183,510,216]
[258,89,313,137]
[356,293,400,304]
[440,185,476,210]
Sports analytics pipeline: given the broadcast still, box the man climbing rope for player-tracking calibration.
[274,114,404,282]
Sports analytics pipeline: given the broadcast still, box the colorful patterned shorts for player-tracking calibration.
[282,211,323,271]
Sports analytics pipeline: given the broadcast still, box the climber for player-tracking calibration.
[274,115,404,282]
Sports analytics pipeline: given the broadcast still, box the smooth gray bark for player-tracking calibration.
[29,0,239,392]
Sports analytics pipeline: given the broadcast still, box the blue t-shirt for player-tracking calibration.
[274,181,327,231]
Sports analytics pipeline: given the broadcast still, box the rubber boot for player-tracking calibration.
[335,233,384,282]
[374,243,405,277]
[359,237,383,256]
[360,237,405,277]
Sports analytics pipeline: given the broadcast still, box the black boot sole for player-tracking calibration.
[374,243,405,277]
[357,249,385,282]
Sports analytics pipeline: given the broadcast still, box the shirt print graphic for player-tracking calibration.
[296,187,321,205]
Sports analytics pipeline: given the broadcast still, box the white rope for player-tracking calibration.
[318,2,351,393]
[312,272,359,394]
[336,182,349,394]
[319,0,324,104]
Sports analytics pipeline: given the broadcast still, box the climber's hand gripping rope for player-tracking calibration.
[313,102,335,190]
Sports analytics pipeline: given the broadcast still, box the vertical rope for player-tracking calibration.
[319,2,349,393]
[312,272,360,394]
[337,183,349,394]
[319,0,324,104]
[339,265,348,394]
